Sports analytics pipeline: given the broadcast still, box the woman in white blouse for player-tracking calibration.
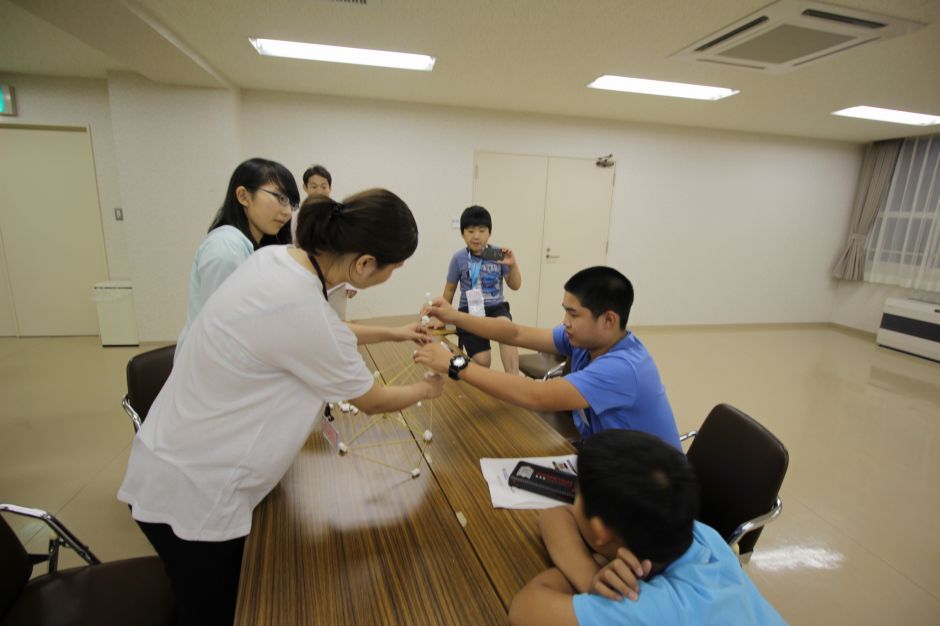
[120,189,442,626]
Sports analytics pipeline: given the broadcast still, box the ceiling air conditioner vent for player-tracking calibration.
[801,9,885,29]
[673,0,923,73]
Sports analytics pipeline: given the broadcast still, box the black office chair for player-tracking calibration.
[681,404,789,563]
[518,351,567,381]
[0,504,175,626]
[122,344,176,432]
[518,353,580,444]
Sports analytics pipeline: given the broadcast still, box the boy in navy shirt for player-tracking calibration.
[442,205,522,374]
[417,266,680,448]
[509,430,786,626]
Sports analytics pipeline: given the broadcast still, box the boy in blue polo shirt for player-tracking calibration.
[508,429,787,626]
[442,205,522,374]
[417,266,680,448]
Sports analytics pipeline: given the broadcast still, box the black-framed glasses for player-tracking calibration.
[259,188,295,209]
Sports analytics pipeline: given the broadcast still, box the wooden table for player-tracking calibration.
[235,320,575,625]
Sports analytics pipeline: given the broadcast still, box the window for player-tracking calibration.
[865,134,940,292]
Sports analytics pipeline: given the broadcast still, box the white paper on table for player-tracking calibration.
[479,454,578,510]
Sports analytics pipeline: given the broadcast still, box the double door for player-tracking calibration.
[472,151,614,327]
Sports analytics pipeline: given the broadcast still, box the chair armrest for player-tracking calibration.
[0,503,100,572]
[727,497,783,553]
[542,361,567,380]
[122,394,142,432]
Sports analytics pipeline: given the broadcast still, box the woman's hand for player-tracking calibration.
[414,342,455,375]
[392,321,433,345]
[589,547,651,602]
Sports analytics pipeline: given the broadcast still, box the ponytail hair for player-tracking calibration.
[295,189,418,266]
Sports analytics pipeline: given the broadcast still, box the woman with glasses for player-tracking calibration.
[120,189,443,626]
[177,158,299,349]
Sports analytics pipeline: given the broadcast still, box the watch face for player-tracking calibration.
[453,356,467,367]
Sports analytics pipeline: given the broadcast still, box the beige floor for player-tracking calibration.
[1,324,938,624]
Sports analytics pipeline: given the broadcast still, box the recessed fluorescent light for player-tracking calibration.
[249,37,435,71]
[832,106,940,126]
[587,75,738,101]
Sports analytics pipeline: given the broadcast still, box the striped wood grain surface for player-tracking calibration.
[235,347,507,625]
[363,322,576,607]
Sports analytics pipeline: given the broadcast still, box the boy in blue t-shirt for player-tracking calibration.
[416,266,680,449]
[443,205,523,374]
[508,430,787,626]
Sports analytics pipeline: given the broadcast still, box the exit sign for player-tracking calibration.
[0,85,16,116]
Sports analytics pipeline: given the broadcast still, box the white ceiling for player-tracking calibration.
[2,0,939,143]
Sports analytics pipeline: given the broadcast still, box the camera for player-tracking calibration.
[480,246,505,261]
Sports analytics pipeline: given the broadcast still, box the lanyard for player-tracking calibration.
[467,250,483,289]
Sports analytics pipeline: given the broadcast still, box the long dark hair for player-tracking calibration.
[295,189,418,266]
[209,158,300,249]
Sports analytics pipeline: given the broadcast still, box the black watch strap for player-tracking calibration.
[448,355,469,380]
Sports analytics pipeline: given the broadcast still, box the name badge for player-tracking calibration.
[467,288,485,317]
[322,407,340,449]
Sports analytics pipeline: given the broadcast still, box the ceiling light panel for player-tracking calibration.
[832,106,940,126]
[587,76,739,101]
[249,38,435,71]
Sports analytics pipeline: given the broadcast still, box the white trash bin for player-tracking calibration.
[92,281,139,346]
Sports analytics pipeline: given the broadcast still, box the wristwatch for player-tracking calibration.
[448,354,469,380]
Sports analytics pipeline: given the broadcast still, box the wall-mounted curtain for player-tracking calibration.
[831,139,902,280]
[864,134,940,293]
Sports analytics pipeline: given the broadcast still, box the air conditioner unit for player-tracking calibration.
[672,0,924,73]
[876,298,940,363]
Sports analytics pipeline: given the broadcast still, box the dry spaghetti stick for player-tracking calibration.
[350,438,416,451]
[347,450,414,476]
[398,408,417,437]
[384,360,420,386]
[346,413,388,446]
[377,352,421,379]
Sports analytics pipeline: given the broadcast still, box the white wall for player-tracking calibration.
[107,72,240,341]
[1,73,867,340]
[613,128,860,325]
[0,73,128,279]
[241,90,861,327]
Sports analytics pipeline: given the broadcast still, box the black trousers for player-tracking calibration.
[137,519,246,626]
